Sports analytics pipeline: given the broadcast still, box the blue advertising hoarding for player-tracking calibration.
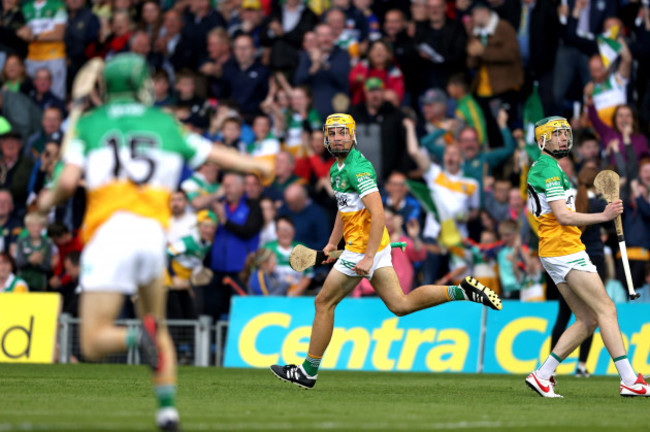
[483,302,650,375]
[225,298,650,375]
[224,297,484,373]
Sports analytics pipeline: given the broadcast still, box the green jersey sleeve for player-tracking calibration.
[528,160,565,201]
[348,158,379,198]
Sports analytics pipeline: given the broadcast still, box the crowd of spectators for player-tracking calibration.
[1,0,650,320]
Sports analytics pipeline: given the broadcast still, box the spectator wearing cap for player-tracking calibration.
[0,125,34,217]
[294,23,350,119]
[24,106,62,160]
[349,39,405,106]
[422,108,515,205]
[64,0,100,90]
[230,0,265,51]
[182,0,225,70]
[27,67,65,113]
[418,87,457,146]
[414,0,468,91]
[383,9,419,109]
[260,0,319,74]
[349,77,410,182]
[221,34,270,123]
[467,0,523,145]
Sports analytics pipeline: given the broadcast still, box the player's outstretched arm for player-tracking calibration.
[37,164,83,214]
[206,144,273,179]
[549,199,623,226]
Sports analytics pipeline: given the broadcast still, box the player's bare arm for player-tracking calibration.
[404,117,431,173]
[548,199,623,226]
[206,144,273,179]
[37,164,83,214]
[353,191,385,276]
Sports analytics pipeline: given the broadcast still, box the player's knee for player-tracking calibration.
[314,293,334,312]
[80,337,101,361]
[386,302,410,317]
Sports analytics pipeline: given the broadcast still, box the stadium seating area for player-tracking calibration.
[1,0,650,319]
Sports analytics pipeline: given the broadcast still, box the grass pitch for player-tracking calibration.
[0,364,648,432]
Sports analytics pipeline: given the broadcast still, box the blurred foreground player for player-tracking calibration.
[38,53,272,430]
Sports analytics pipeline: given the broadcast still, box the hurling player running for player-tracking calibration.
[524,117,649,398]
[38,54,272,430]
[270,113,502,389]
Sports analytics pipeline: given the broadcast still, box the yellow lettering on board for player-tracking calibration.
[631,324,650,372]
[371,318,404,371]
[238,312,290,367]
[396,329,437,371]
[425,329,469,372]
[496,317,547,373]
[322,328,370,369]
[282,326,311,365]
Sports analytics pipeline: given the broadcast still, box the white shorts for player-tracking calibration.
[333,245,392,280]
[81,212,166,294]
[540,250,598,285]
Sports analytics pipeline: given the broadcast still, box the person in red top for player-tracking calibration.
[47,222,83,289]
[348,39,405,105]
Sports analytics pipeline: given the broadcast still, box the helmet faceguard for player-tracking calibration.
[323,113,357,158]
[534,116,573,159]
[103,53,154,105]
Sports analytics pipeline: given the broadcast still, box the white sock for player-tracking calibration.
[614,355,637,385]
[537,353,561,380]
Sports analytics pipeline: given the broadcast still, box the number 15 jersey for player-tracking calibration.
[65,101,212,243]
[526,154,584,257]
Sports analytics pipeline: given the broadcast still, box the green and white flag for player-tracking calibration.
[597,26,622,68]
[523,81,544,153]
[406,179,461,248]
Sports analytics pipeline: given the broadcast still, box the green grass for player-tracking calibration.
[0,364,648,432]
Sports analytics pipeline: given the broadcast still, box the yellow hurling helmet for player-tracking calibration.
[534,116,573,159]
[323,113,357,157]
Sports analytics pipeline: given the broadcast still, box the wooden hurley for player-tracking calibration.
[594,170,639,300]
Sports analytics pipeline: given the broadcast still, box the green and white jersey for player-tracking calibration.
[263,240,313,287]
[167,232,211,279]
[180,172,219,203]
[283,109,321,156]
[22,0,67,60]
[526,154,584,257]
[593,72,627,126]
[64,100,212,242]
[330,148,390,254]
